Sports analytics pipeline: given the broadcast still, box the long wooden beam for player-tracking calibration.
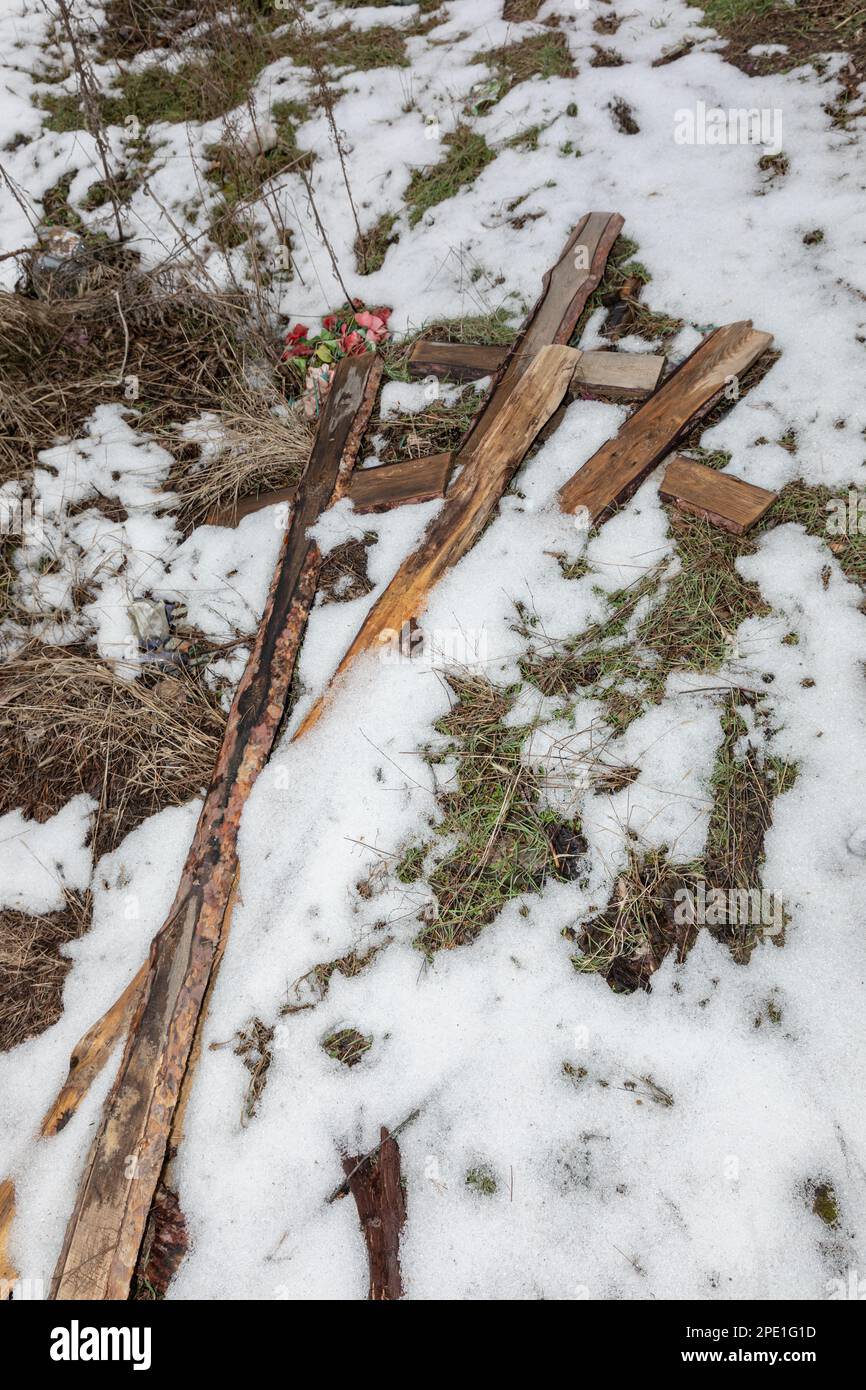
[49,353,381,1301]
[558,321,773,522]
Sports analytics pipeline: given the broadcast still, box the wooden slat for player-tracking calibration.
[558,321,774,522]
[456,213,623,461]
[410,341,663,401]
[41,962,148,1136]
[572,350,664,401]
[50,353,381,1301]
[659,455,777,534]
[212,453,453,528]
[294,344,580,739]
[349,453,451,513]
[407,341,502,382]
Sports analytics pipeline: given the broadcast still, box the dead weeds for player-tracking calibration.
[0,889,91,1050]
[0,644,226,861]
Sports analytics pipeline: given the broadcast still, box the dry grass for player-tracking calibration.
[568,848,701,993]
[0,889,91,1051]
[0,644,226,861]
[171,388,313,530]
[0,256,267,486]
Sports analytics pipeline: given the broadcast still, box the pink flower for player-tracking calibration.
[354,310,390,345]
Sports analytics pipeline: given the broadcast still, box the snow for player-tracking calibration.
[0,0,864,1302]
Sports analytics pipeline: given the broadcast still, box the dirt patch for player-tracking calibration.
[700,0,866,97]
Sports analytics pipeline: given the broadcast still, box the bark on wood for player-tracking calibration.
[342,1128,406,1301]
[294,344,581,739]
[49,354,381,1301]
[348,453,451,513]
[558,321,774,522]
[659,455,777,534]
[211,452,452,528]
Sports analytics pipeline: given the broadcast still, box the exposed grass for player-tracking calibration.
[699,0,866,96]
[322,1026,373,1067]
[404,126,495,227]
[465,1165,497,1196]
[475,32,576,100]
[571,691,796,991]
[354,211,399,275]
[205,99,312,220]
[704,693,797,961]
[45,13,406,135]
[288,938,390,1009]
[371,383,485,464]
[0,259,269,483]
[569,849,701,992]
[411,676,586,955]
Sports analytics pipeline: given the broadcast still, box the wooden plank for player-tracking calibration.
[41,962,148,1136]
[407,340,502,382]
[659,455,777,534]
[342,1127,406,1301]
[410,341,663,401]
[572,350,665,401]
[456,213,623,460]
[349,453,451,513]
[558,321,774,522]
[49,353,381,1301]
[207,486,294,529]
[294,344,581,739]
[212,453,452,527]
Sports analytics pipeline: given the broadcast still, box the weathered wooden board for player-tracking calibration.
[212,453,452,527]
[294,344,580,739]
[407,340,503,382]
[207,486,294,529]
[659,455,777,534]
[457,213,623,459]
[349,453,451,513]
[50,353,381,1301]
[571,350,665,401]
[41,963,148,1137]
[342,1128,406,1301]
[410,341,663,401]
[558,321,774,522]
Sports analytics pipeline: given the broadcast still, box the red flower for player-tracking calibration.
[282,322,313,360]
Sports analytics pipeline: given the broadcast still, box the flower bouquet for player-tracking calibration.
[282,300,392,418]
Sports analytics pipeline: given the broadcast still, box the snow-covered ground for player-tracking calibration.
[1,0,865,1300]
